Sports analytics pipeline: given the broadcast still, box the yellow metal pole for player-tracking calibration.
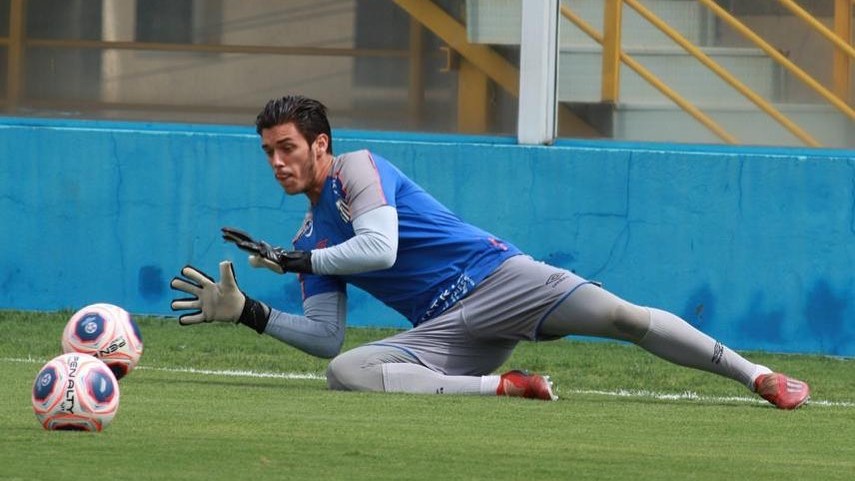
[834,0,852,103]
[7,0,25,110]
[457,58,489,134]
[775,0,855,60]
[625,0,820,147]
[699,0,855,123]
[408,17,425,128]
[561,5,737,144]
[601,0,623,102]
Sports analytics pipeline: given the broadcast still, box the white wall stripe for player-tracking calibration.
[5,357,851,407]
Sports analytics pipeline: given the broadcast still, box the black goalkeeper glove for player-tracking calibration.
[221,226,313,274]
[170,261,270,333]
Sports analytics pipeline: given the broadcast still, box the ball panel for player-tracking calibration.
[74,313,106,342]
[77,362,120,415]
[45,415,100,432]
[32,366,59,402]
[129,316,144,344]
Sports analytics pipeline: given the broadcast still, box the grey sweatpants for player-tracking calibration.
[326,254,766,394]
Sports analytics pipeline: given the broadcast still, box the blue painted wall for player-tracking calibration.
[1,117,854,356]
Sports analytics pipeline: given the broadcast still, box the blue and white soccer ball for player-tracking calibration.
[62,303,144,380]
[32,353,120,431]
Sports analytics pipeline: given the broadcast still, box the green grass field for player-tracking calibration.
[1,310,854,481]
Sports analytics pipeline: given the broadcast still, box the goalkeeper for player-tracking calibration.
[171,95,809,409]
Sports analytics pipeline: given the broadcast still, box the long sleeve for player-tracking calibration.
[263,290,347,358]
[310,205,398,275]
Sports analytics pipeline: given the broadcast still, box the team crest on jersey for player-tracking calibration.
[292,214,314,244]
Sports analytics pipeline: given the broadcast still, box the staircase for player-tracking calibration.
[466,0,855,148]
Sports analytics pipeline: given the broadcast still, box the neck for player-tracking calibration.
[306,152,334,205]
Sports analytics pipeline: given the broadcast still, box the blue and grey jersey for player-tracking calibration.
[293,150,520,326]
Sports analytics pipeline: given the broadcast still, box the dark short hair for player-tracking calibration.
[255,95,333,154]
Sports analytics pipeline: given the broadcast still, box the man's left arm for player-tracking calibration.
[310,205,398,274]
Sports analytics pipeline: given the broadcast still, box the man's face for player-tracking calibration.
[260,122,321,196]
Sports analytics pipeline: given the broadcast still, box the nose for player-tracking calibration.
[270,151,286,168]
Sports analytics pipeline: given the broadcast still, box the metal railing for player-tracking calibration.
[774,0,853,101]
[576,0,855,147]
[624,0,820,146]
[561,4,738,143]
[697,0,855,125]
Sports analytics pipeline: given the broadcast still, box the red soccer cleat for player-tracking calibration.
[497,370,558,401]
[754,373,810,410]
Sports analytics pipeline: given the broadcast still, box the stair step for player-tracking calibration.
[559,45,782,103]
[467,0,713,47]
[609,102,854,147]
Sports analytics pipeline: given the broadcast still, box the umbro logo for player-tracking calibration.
[711,341,724,364]
[545,272,569,289]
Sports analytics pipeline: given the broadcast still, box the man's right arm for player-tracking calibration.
[263,290,347,359]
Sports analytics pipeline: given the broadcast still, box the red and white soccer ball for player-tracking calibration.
[32,353,120,431]
[62,303,144,380]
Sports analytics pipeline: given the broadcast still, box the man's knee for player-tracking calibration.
[326,350,365,391]
[610,303,650,342]
[325,346,392,392]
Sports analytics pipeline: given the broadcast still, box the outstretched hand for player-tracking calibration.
[170,261,246,325]
[221,226,313,274]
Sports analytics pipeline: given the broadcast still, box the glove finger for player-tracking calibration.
[249,254,284,274]
[171,275,203,294]
[257,241,276,256]
[178,312,205,325]
[221,227,256,244]
[234,239,263,255]
[170,276,202,296]
[223,234,256,248]
[171,297,201,311]
[179,265,216,287]
[219,261,239,289]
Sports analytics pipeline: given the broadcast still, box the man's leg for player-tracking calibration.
[326,297,557,401]
[538,283,809,409]
[326,344,556,399]
[326,344,499,395]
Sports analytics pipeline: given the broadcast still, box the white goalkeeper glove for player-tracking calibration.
[170,261,270,333]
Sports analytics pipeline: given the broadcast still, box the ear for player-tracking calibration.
[314,133,330,155]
